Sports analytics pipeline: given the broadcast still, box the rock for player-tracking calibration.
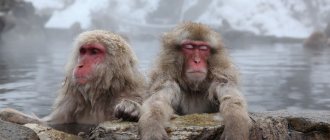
[250,111,330,140]
[0,119,38,140]
[2,111,329,139]
[89,111,330,140]
[89,114,224,140]
[24,123,83,140]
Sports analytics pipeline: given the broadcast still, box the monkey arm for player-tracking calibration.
[114,99,141,122]
[0,108,42,125]
[139,81,181,140]
[42,95,77,124]
[118,90,144,104]
[213,83,251,140]
[114,89,145,122]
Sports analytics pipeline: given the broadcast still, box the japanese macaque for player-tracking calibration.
[0,30,145,125]
[138,22,251,140]
[303,31,329,47]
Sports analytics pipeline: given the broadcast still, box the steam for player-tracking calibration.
[24,0,330,38]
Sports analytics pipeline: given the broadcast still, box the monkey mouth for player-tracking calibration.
[187,72,207,78]
[186,71,207,82]
[73,76,89,84]
[188,71,205,73]
[187,71,207,74]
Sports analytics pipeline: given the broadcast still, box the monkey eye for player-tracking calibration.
[90,48,100,55]
[199,46,209,51]
[79,48,86,54]
[183,44,194,49]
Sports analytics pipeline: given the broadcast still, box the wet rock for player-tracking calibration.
[250,111,330,139]
[89,120,140,140]
[2,111,329,139]
[24,123,83,140]
[89,114,224,140]
[0,119,38,140]
[89,111,330,140]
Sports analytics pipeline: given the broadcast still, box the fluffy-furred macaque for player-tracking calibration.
[0,30,144,125]
[139,22,251,140]
[303,31,328,47]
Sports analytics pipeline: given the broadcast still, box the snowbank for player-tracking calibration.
[27,0,330,38]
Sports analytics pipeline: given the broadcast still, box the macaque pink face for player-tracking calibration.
[181,39,210,82]
[73,43,106,84]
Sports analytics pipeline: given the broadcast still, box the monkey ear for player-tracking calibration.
[61,77,68,87]
[161,32,170,41]
[161,33,171,47]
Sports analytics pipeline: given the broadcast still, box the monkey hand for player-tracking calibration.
[139,118,169,140]
[220,113,251,140]
[114,99,141,122]
[0,108,42,125]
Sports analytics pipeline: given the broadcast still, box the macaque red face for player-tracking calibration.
[73,43,106,84]
[181,39,210,82]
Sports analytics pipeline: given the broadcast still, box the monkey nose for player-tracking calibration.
[194,57,201,63]
[78,64,84,68]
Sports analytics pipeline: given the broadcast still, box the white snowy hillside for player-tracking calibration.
[27,0,330,38]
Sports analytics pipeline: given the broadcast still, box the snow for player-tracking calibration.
[42,0,158,28]
[197,0,313,37]
[27,0,330,38]
[45,0,109,28]
[25,0,64,10]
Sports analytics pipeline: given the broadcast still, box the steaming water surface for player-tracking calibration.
[0,38,329,117]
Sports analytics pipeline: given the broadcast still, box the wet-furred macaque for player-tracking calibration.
[303,31,328,47]
[0,30,145,125]
[139,22,251,140]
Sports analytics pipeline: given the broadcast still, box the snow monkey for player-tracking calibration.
[139,22,251,140]
[0,30,145,125]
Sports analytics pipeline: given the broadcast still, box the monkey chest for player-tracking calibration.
[177,95,218,115]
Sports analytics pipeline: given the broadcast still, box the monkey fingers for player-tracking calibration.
[220,112,251,140]
[139,118,169,140]
[114,99,141,122]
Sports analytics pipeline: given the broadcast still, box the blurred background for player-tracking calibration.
[0,0,329,117]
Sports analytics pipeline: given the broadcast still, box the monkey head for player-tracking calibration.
[180,39,210,82]
[68,30,137,86]
[160,22,226,84]
[73,43,106,84]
